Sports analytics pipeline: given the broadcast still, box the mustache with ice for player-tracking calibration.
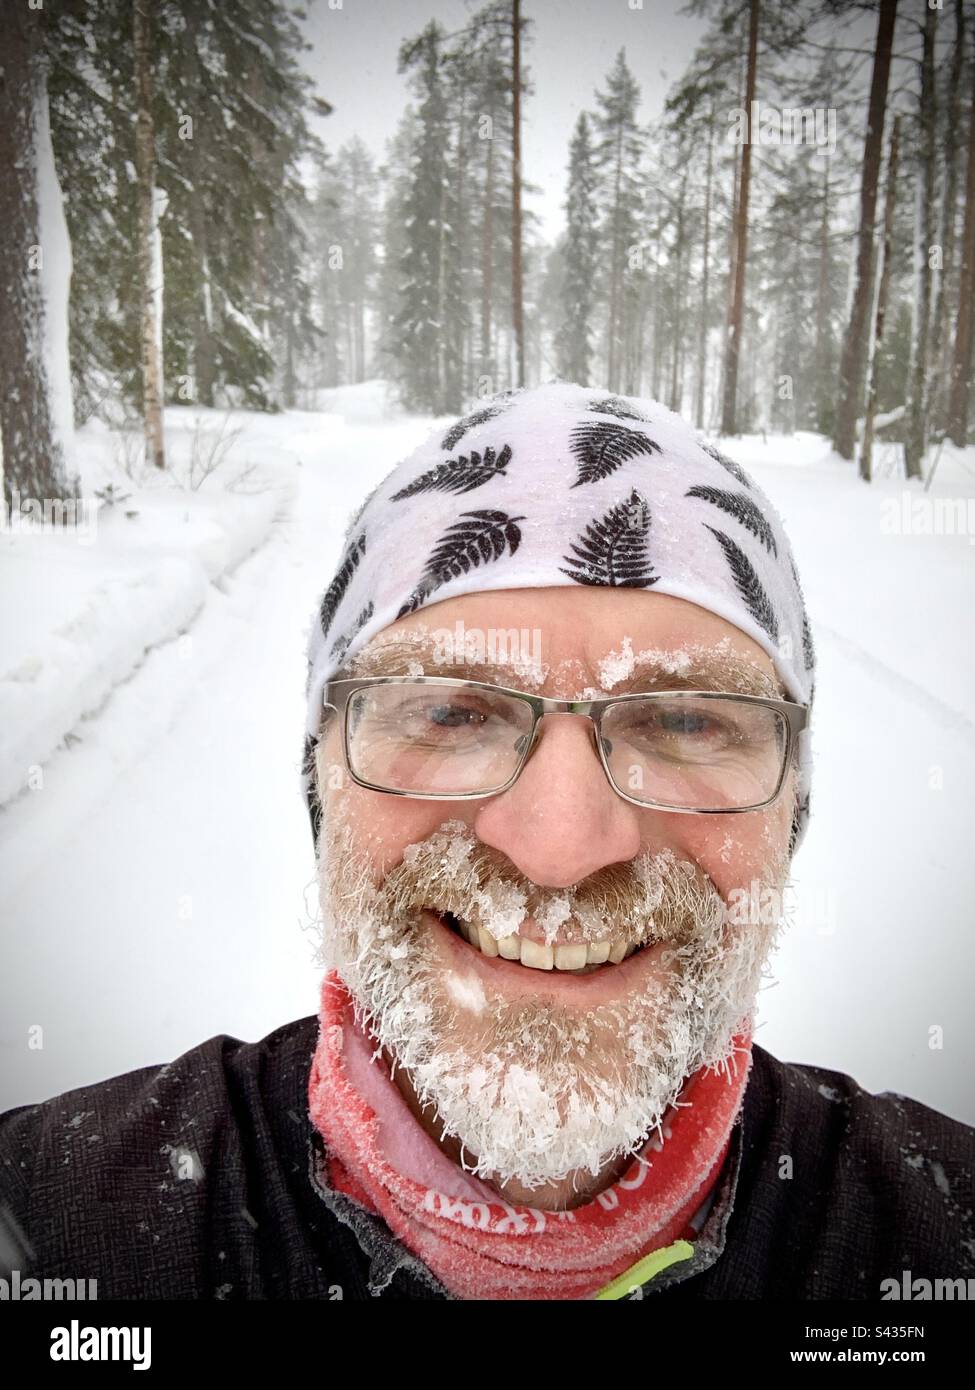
[370,818,727,958]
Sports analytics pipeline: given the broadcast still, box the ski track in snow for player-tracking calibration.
[814,619,975,741]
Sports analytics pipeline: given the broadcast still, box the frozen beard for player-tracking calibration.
[313,789,788,1197]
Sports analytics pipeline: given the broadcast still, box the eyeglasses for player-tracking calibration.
[322,676,808,815]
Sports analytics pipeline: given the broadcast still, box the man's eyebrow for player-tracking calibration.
[339,638,786,699]
[613,654,784,700]
[337,637,534,686]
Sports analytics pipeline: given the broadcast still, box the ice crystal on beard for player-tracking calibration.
[473,877,528,940]
[534,894,573,943]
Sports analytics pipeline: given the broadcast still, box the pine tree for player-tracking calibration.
[374,112,417,389]
[393,21,469,414]
[592,49,646,395]
[315,137,380,385]
[46,0,325,420]
[555,113,599,384]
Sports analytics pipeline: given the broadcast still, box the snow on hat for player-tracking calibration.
[302,381,815,852]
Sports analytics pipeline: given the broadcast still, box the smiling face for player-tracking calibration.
[314,586,797,1210]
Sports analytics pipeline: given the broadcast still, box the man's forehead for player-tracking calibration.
[339,628,785,699]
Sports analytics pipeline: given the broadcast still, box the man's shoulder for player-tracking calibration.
[749,1041,975,1156]
[720,1042,975,1296]
[0,1016,324,1296]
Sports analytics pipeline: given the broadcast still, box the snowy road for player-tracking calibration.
[3,404,974,1128]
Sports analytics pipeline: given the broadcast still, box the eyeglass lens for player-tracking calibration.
[345,681,788,809]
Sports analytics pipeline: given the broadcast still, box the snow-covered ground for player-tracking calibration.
[2,387,973,1131]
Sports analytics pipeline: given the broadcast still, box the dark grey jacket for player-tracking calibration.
[1,1018,973,1300]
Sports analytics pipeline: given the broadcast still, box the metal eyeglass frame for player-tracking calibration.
[322,675,809,815]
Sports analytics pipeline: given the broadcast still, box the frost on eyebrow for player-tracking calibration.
[595,636,784,700]
[342,629,784,700]
[342,629,550,688]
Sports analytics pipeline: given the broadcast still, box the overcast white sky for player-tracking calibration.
[300,0,707,243]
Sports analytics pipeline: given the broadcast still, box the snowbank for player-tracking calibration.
[0,406,292,808]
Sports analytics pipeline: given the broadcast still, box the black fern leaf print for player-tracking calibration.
[705,526,779,643]
[396,510,526,620]
[441,404,507,451]
[390,445,512,501]
[319,531,365,640]
[701,441,752,490]
[569,421,662,487]
[685,484,778,556]
[789,555,815,671]
[559,489,658,588]
[301,732,318,779]
[302,732,323,843]
[588,396,649,423]
[330,600,375,664]
[801,610,815,671]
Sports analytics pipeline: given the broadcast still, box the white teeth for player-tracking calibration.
[440,912,640,973]
[477,926,499,957]
[554,943,588,971]
[520,940,554,970]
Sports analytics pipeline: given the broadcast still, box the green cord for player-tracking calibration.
[593,1238,695,1300]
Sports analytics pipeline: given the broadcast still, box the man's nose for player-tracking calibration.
[472,713,644,888]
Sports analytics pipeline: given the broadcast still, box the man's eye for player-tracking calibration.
[657,711,712,735]
[425,703,485,728]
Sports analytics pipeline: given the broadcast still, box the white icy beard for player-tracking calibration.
[313,801,788,1195]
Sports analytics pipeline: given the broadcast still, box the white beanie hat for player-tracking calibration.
[303,382,815,851]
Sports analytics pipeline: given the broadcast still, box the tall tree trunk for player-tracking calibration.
[134,0,166,469]
[670,169,688,413]
[947,23,975,446]
[832,0,898,460]
[183,3,215,408]
[813,156,833,433]
[607,128,624,392]
[695,114,714,429]
[720,0,760,436]
[480,111,495,383]
[511,0,525,388]
[861,116,901,483]
[719,72,743,424]
[929,0,966,434]
[904,4,938,480]
[0,2,76,513]
[453,83,468,402]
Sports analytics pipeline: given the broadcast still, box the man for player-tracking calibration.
[2,383,973,1301]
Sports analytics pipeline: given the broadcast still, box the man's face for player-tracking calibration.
[314,587,796,1208]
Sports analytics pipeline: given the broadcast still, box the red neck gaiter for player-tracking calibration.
[308,971,752,1300]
